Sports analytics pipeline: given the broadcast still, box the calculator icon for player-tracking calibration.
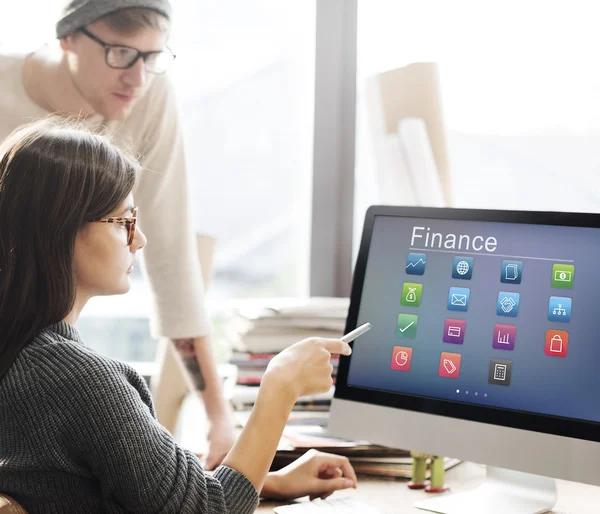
[489,359,512,386]
[494,364,507,380]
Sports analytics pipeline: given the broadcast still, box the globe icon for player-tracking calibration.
[456,260,470,275]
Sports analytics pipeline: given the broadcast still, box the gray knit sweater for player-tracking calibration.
[0,322,259,513]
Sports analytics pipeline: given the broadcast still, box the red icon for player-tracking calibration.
[439,352,461,378]
[545,330,568,358]
[391,346,413,371]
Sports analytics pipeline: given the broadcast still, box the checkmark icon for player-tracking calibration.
[396,313,418,339]
[398,321,415,332]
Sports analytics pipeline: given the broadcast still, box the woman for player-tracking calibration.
[0,118,356,514]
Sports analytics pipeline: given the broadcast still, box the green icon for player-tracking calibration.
[401,282,423,307]
[551,264,574,289]
[396,313,418,339]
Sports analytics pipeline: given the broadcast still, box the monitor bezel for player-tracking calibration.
[334,206,600,444]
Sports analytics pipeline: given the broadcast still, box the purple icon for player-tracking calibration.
[493,324,516,351]
[443,319,466,345]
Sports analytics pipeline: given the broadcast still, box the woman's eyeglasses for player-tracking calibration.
[80,28,176,74]
[96,207,138,246]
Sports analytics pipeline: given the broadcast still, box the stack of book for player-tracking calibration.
[226,297,348,408]
[231,352,339,389]
[230,384,335,412]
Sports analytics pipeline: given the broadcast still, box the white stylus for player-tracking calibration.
[340,322,372,343]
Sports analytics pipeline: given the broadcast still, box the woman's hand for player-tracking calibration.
[261,450,358,501]
[262,338,352,403]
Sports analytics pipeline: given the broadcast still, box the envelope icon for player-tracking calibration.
[448,287,470,312]
[451,294,467,306]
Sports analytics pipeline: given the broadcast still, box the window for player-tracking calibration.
[169,0,315,301]
[355,1,600,245]
[2,1,316,362]
[1,4,58,48]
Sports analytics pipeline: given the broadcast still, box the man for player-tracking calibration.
[0,0,235,469]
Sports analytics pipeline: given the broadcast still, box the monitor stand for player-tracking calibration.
[413,466,557,514]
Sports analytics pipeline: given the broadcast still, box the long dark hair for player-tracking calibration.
[0,118,139,380]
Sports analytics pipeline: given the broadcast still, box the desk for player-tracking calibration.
[256,462,600,513]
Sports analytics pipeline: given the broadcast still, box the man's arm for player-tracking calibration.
[173,335,236,470]
[131,75,210,338]
[123,75,235,467]
[172,337,206,392]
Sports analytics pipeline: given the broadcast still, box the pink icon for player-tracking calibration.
[493,324,516,351]
[439,352,461,378]
[391,346,413,371]
[443,319,466,344]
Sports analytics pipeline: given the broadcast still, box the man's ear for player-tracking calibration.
[59,35,75,52]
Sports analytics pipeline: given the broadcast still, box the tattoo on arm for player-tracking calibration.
[173,338,206,391]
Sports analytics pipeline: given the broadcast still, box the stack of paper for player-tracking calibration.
[228,296,349,354]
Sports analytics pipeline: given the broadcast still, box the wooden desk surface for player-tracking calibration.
[256,462,600,513]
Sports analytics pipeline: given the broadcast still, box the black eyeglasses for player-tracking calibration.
[80,28,176,74]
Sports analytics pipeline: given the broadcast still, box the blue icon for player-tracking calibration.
[548,296,571,322]
[501,260,523,284]
[452,256,474,280]
[496,292,520,317]
[406,252,426,275]
[448,287,470,312]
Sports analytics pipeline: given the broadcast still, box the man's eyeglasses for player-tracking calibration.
[96,207,138,246]
[80,28,175,74]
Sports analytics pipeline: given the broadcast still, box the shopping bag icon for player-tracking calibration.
[550,334,563,353]
[545,330,568,358]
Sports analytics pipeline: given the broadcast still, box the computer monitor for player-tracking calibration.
[329,206,600,514]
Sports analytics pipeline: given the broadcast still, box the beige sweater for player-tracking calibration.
[0,51,210,340]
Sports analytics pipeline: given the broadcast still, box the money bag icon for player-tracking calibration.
[406,287,417,303]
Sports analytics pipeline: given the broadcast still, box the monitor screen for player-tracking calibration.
[338,207,600,438]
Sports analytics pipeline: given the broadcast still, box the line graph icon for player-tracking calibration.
[406,252,427,275]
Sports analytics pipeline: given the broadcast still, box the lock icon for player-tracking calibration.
[550,334,563,353]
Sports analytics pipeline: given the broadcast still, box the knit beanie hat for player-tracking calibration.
[56,0,172,38]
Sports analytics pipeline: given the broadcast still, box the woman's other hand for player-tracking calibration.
[261,449,358,501]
